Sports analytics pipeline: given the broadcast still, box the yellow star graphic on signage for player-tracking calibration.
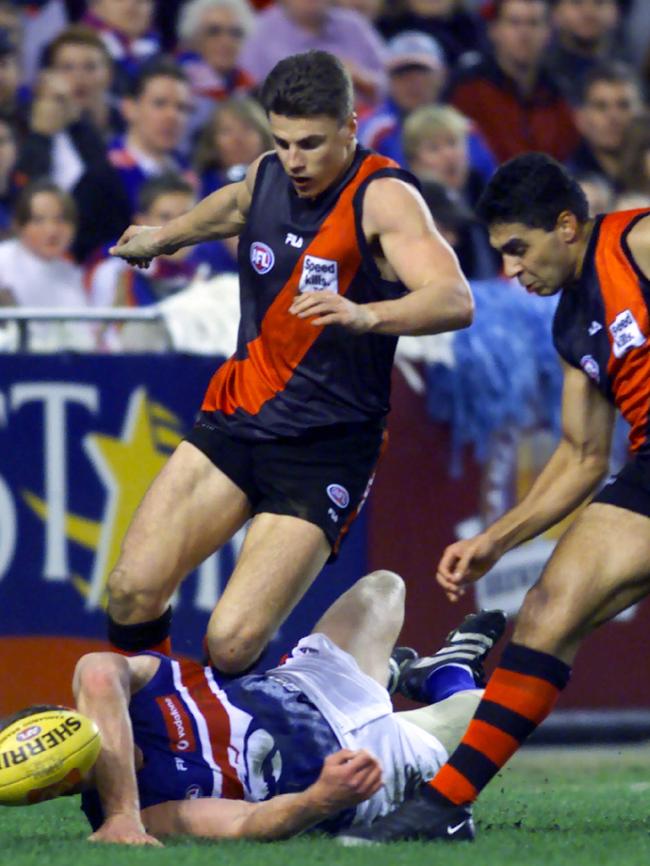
[23,388,184,608]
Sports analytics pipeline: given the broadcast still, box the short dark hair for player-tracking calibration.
[476,153,589,230]
[130,57,188,100]
[577,60,641,106]
[44,25,112,69]
[13,179,78,227]
[490,0,551,20]
[260,50,353,124]
[137,173,195,214]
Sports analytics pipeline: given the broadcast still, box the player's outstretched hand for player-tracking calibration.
[436,533,503,602]
[89,813,164,846]
[311,749,383,812]
[109,225,163,269]
[289,291,377,334]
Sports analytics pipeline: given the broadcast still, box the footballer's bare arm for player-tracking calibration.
[109,154,267,267]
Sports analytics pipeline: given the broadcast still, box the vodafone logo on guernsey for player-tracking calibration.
[156,695,197,753]
[250,241,275,275]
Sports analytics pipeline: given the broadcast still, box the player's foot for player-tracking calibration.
[387,646,418,695]
[337,784,475,845]
[396,609,507,701]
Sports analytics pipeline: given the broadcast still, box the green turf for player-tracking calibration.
[2,745,649,866]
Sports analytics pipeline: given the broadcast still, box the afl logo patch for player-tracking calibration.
[185,784,203,799]
[250,241,275,274]
[16,725,41,742]
[580,354,600,383]
[327,483,350,509]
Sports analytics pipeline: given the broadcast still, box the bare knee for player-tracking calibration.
[206,623,267,675]
[514,582,585,659]
[107,566,168,624]
[356,570,405,606]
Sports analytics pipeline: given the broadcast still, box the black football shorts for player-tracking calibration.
[185,411,387,557]
[591,455,650,517]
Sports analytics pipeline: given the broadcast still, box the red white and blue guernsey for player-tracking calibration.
[553,209,650,455]
[81,637,448,834]
[200,144,418,440]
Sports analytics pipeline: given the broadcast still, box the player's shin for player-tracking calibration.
[427,642,571,806]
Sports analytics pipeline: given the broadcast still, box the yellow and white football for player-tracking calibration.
[0,705,101,806]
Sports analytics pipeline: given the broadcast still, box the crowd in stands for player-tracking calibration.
[0,0,647,351]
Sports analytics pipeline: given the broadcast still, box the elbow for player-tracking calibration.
[451,284,474,330]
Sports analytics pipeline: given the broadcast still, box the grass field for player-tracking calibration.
[2,745,649,866]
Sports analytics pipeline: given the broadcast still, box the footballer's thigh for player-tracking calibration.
[108,441,252,623]
[514,503,650,663]
[206,512,331,673]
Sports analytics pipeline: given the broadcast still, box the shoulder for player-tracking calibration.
[362,176,427,232]
[626,211,650,279]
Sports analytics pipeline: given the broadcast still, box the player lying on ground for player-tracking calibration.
[4,571,505,845]
[338,154,650,845]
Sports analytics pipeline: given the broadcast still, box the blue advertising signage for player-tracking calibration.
[0,354,367,712]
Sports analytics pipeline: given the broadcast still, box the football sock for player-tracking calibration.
[107,606,172,656]
[422,663,478,703]
[427,642,571,805]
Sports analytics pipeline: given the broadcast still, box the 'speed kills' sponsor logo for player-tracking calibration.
[609,309,646,358]
[327,483,350,509]
[250,241,275,275]
[16,725,42,742]
[156,695,196,753]
[298,255,339,293]
[580,354,600,383]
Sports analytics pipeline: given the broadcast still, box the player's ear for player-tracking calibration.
[556,210,580,244]
[345,112,357,140]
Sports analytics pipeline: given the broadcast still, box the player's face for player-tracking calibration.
[489,220,576,296]
[269,113,357,198]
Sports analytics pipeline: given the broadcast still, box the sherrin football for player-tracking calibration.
[0,705,101,806]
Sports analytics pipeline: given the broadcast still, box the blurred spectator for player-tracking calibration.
[0,27,26,134]
[546,0,623,104]
[108,60,195,214]
[0,113,17,235]
[567,61,644,189]
[194,96,271,197]
[360,30,496,180]
[14,68,131,262]
[448,0,580,163]
[87,173,211,309]
[402,104,486,207]
[574,170,615,216]
[617,112,650,201]
[0,179,94,351]
[177,0,256,136]
[83,0,161,93]
[239,0,387,109]
[0,3,22,54]
[623,0,650,72]
[193,97,271,269]
[43,25,123,141]
[335,0,384,20]
[377,0,489,68]
[420,179,499,280]
[19,0,68,86]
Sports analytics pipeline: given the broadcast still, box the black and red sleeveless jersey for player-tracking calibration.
[201,145,417,439]
[553,209,650,454]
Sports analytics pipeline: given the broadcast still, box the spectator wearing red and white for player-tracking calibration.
[83,0,161,93]
[177,0,256,137]
[239,0,387,110]
[108,60,196,215]
[447,0,580,163]
[358,31,496,182]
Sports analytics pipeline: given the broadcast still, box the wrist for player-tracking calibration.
[361,303,381,333]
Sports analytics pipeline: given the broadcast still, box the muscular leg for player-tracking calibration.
[310,569,406,685]
[428,502,650,807]
[108,442,251,625]
[206,513,331,673]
